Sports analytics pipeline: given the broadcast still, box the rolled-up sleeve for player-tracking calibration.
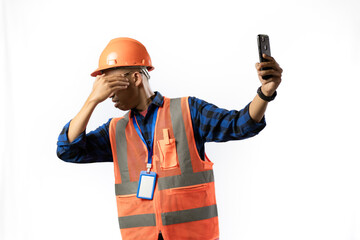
[56,119,113,163]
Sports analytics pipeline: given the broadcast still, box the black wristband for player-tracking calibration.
[257,86,277,102]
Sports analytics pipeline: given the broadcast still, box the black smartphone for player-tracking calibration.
[257,34,272,79]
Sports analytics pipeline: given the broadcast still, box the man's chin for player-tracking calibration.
[115,105,131,111]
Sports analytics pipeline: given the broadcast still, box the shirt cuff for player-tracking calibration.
[244,103,266,132]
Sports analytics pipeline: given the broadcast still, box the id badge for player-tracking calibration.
[137,171,157,200]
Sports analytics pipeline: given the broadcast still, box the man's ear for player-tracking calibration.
[133,72,143,87]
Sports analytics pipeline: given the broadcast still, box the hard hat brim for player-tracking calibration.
[91,65,154,77]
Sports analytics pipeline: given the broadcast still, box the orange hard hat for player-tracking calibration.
[91,37,154,77]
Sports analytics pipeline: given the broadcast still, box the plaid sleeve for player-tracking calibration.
[188,97,266,143]
[56,118,113,163]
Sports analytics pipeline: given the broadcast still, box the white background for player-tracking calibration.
[1,0,360,239]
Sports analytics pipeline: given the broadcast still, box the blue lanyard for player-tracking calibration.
[132,108,159,170]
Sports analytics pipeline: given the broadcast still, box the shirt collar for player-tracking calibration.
[130,91,164,117]
[151,91,164,108]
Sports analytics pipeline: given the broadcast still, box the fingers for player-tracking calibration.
[96,73,130,82]
[95,73,106,82]
[255,63,282,78]
[108,80,130,89]
[255,55,283,82]
[254,55,282,94]
[258,68,282,78]
[261,76,282,84]
[256,61,282,73]
[262,53,274,61]
[96,74,130,87]
[103,75,130,82]
[93,74,130,94]
[108,86,128,98]
[104,72,131,78]
[99,77,129,93]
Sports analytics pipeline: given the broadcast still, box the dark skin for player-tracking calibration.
[67,68,152,143]
[256,54,283,96]
[249,54,282,122]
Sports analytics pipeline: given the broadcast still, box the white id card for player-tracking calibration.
[137,171,157,200]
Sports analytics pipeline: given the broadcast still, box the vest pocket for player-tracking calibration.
[116,193,154,217]
[116,194,139,216]
[157,138,179,170]
[169,183,208,194]
[162,183,215,213]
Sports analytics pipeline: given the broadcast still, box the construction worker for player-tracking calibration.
[56,37,282,240]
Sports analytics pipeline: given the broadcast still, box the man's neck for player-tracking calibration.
[135,88,155,111]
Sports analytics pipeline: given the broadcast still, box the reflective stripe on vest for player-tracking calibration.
[111,97,219,239]
[161,204,218,226]
[119,213,156,229]
[115,114,130,183]
[114,170,214,195]
[169,98,193,174]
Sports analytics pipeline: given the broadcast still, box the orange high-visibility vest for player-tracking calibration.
[109,97,219,240]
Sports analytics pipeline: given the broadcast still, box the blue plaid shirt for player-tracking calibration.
[57,92,266,163]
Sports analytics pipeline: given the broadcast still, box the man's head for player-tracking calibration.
[91,37,155,111]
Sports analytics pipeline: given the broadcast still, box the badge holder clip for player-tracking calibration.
[146,163,152,174]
